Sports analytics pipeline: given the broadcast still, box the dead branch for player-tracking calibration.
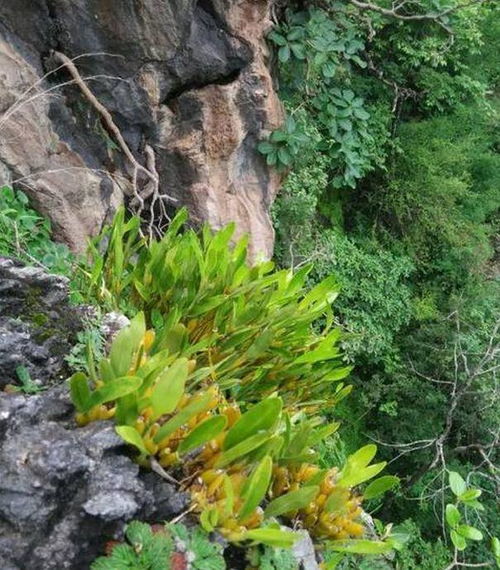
[346,0,487,22]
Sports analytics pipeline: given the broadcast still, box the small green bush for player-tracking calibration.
[0,186,73,275]
[91,521,225,570]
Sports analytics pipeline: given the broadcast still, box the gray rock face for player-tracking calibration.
[0,385,189,570]
[0,257,82,389]
[0,0,283,259]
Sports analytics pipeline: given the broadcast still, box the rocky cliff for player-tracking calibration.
[0,0,282,259]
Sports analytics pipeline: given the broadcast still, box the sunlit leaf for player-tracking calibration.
[265,486,319,518]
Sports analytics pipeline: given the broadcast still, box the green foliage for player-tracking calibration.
[4,365,45,395]
[71,212,405,554]
[69,311,390,545]
[258,116,308,170]
[262,6,387,189]
[91,521,225,570]
[79,207,353,408]
[353,105,499,291]
[65,311,105,374]
[250,544,299,569]
[0,186,73,275]
[269,1,499,567]
[91,521,174,570]
[392,520,450,569]
[445,472,485,553]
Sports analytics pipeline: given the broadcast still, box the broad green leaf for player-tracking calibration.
[88,376,142,408]
[265,486,319,518]
[99,359,115,383]
[451,529,466,551]
[338,445,385,488]
[243,528,298,547]
[445,504,461,528]
[337,444,381,487]
[178,415,228,454]
[342,461,387,488]
[258,141,274,154]
[114,393,139,425]
[224,398,282,450]
[157,323,187,355]
[69,372,91,412]
[458,488,481,502]
[269,31,287,46]
[239,455,273,521]
[364,476,400,500]
[299,276,339,309]
[449,471,467,497]
[465,500,484,511]
[109,313,145,377]
[328,540,392,555]
[323,367,353,382]
[153,392,213,443]
[115,426,149,455]
[492,537,500,563]
[457,525,483,541]
[347,444,377,468]
[293,345,340,364]
[246,329,274,359]
[150,358,188,420]
[216,433,270,468]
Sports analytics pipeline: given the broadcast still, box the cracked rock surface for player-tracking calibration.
[0,385,189,570]
[0,0,283,259]
[0,257,82,390]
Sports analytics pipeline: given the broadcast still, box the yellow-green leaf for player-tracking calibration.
[153,392,213,443]
[115,425,149,455]
[364,476,400,500]
[445,504,461,528]
[243,528,298,547]
[457,525,483,541]
[451,529,466,551]
[178,415,228,454]
[109,313,145,377]
[338,461,387,488]
[224,398,282,450]
[99,359,115,383]
[239,455,273,521]
[265,486,319,518]
[88,376,143,408]
[216,433,270,468]
[69,372,91,413]
[150,358,188,420]
[449,471,467,497]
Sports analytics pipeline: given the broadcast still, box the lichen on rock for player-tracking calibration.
[0,257,82,390]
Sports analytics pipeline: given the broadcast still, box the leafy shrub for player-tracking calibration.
[91,521,225,570]
[71,212,404,557]
[0,186,73,275]
[260,7,387,189]
[79,208,353,408]
[70,312,397,549]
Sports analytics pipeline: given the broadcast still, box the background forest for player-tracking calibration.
[266,0,499,567]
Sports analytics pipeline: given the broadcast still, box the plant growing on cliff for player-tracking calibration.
[0,186,73,275]
[91,521,225,570]
[70,312,397,549]
[79,207,353,408]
